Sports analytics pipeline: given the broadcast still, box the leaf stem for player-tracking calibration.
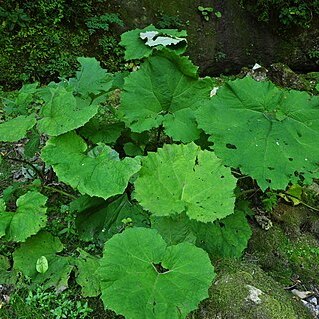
[281,191,319,212]
[42,186,77,200]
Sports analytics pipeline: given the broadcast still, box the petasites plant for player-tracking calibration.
[196,77,319,190]
[99,227,215,319]
[134,143,236,223]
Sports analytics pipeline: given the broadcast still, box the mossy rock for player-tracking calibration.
[268,63,313,91]
[248,223,319,287]
[189,260,313,319]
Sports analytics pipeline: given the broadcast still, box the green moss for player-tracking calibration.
[189,260,312,319]
[248,220,319,286]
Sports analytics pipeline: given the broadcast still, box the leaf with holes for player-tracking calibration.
[120,25,187,60]
[0,191,47,242]
[120,52,213,142]
[99,227,215,319]
[41,132,141,199]
[0,114,36,142]
[192,210,252,259]
[37,86,99,136]
[134,143,236,223]
[196,77,319,190]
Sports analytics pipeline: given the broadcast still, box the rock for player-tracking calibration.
[190,260,313,319]
[268,63,312,90]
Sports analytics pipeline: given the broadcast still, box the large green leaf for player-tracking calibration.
[37,86,99,136]
[192,210,252,258]
[0,191,47,242]
[0,114,36,142]
[134,143,236,223]
[120,52,213,142]
[41,132,141,199]
[99,227,215,319]
[13,231,73,291]
[69,57,113,98]
[120,25,187,60]
[196,77,319,190]
[13,231,63,277]
[73,194,149,242]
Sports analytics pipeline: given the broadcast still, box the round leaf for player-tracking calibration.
[41,132,141,199]
[196,77,319,190]
[99,227,215,319]
[134,143,236,223]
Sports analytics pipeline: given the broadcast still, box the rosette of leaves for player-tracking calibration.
[196,77,319,190]
[99,227,215,319]
[120,51,213,142]
[0,191,47,242]
[120,25,187,60]
[134,143,236,223]
[41,131,141,199]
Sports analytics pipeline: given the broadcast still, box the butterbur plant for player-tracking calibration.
[1,25,318,318]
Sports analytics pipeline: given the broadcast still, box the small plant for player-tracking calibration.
[198,6,222,21]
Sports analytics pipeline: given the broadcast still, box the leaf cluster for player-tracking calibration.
[1,25,319,319]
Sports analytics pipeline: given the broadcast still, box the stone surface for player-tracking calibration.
[189,260,313,319]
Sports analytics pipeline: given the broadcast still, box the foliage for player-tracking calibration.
[5,26,319,318]
[120,51,212,142]
[99,227,215,319]
[0,1,124,89]
[198,6,222,21]
[86,13,124,34]
[239,0,319,28]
